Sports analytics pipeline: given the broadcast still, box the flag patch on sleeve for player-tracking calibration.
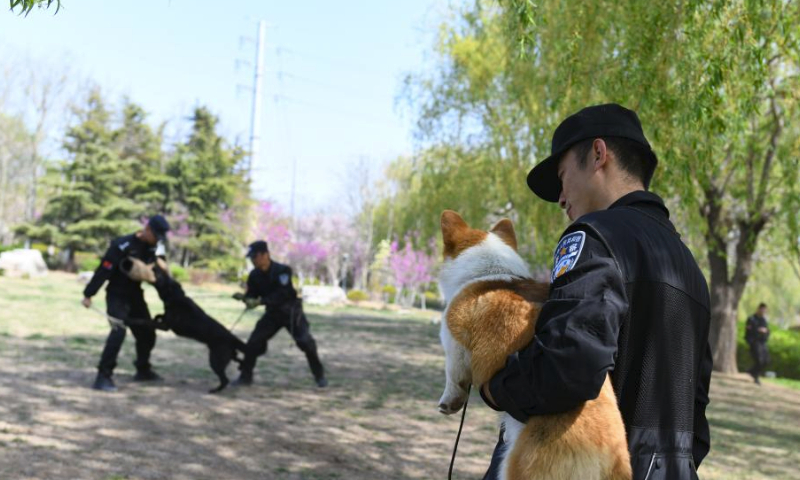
[551,231,586,282]
[102,260,113,270]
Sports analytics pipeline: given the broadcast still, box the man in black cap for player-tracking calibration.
[745,303,770,384]
[231,240,327,388]
[478,104,713,479]
[81,215,170,391]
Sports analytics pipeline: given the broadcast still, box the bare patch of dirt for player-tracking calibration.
[0,305,499,480]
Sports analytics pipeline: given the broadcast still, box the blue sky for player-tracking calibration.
[0,0,449,215]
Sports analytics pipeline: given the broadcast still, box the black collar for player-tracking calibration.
[607,190,670,219]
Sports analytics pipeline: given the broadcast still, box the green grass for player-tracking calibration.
[0,272,798,479]
[764,377,800,391]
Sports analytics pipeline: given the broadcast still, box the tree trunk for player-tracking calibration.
[704,188,767,373]
[708,281,738,373]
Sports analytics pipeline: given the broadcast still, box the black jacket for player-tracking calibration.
[245,261,298,310]
[485,191,712,480]
[745,314,769,344]
[83,233,159,298]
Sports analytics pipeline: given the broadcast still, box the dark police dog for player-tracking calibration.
[121,257,246,393]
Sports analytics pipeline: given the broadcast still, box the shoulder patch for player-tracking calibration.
[118,241,130,252]
[551,231,586,282]
[279,273,290,286]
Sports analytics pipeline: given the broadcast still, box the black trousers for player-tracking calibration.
[97,291,156,376]
[482,428,505,480]
[240,300,324,380]
[748,341,770,380]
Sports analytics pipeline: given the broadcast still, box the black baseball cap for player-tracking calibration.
[148,215,171,242]
[527,103,658,202]
[246,240,269,258]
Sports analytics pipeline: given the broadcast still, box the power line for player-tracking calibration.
[272,94,402,128]
[276,46,400,79]
[272,71,390,101]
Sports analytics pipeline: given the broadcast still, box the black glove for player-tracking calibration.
[232,292,245,301]
[152,314,171,331]
[244,296,261,310]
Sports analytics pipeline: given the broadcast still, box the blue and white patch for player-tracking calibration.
[551,231,586,282]
[279,273,290,286]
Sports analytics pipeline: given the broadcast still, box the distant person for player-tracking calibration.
[81,215,170,391]
[231,240,327,388]
[745,303,771,385]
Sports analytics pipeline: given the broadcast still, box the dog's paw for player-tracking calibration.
[208,383,227,394]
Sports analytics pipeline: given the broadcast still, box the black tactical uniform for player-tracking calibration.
[84,234,160,380]
[237,242,326,386]
[84,216,169,390]
[745,312,770,384]
[482,192,712,480]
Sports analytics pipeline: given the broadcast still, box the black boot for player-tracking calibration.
[315,376,328,388]
[133,364,163,382]
[92,371,117,392]
[231,372,253,387]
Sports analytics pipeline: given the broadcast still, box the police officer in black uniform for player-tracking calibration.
[479,104,713,480]
[745,303,770,384]
[232,240,327,388]
[81,215,170,392]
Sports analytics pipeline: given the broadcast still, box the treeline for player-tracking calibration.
[14,89,249,276]
[370,0,800,373]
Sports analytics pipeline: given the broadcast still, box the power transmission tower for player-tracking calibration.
[248,20,266,181]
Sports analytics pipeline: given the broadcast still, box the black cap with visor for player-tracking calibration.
[527,103,658,202]
[246,240,269,259]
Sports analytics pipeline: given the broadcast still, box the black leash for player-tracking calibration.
[227,307,249,331]
[448,385,471,480]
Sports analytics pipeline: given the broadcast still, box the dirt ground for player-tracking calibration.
[0,273,500,479]
[1,272,799,479]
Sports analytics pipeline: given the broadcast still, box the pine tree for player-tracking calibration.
[17,89,142,269]
[167,106,248,269]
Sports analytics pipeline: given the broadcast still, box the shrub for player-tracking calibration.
[381,285,397,303]
[199,256,245,283]
[347,289,369,302]
[0,243,23,254]
[737,321,800,379]
[188,268,217,285]
[76,252,99,272]
[169,265,189,282]
[416,291,444,311]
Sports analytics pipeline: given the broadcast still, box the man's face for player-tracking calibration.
[557,146,600,221]
[141,225,158,245]
[758,306,767,316]
[251,251,271,270]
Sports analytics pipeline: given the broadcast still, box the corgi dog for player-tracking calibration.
[437,210,631,480]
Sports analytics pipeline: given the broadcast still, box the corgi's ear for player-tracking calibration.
[490,218,518,251]
[441,210,468,256]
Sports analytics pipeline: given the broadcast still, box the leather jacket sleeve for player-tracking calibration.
[485,228,628,421]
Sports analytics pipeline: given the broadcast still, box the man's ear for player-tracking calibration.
[593,138,608,171]
[490,219,517,251]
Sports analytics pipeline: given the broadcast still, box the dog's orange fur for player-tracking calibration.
[441,210,631,480]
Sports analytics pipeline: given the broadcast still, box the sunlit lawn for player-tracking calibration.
[0,272,798,479]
